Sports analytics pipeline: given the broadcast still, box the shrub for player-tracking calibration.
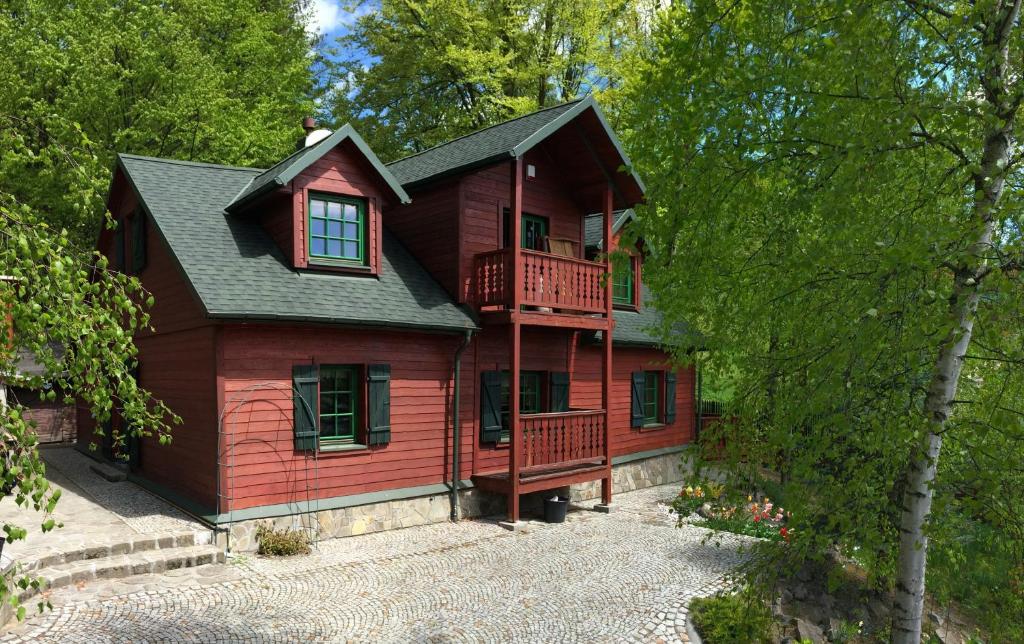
[688,591,772,643]
[254,523,311,556]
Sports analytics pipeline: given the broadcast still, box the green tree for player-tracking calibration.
[623,2,1024,642]
[0,0,319,246]
[1,190,180,616]
[327,0,656,160]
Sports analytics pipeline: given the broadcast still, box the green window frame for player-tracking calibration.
[308,194,367,265]
[499,370,543,442]
[319,365,360,444]
[521,214,548,251]
[613,256,635,306]
[643,371,661,426]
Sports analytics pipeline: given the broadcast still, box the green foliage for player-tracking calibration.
[688,591,772,644]
[1,195,180,614]
[326,0,657,160]
[622,1,1024,638]
[254,523,311,557]
[698,514,784,543]
[0,0,318,246]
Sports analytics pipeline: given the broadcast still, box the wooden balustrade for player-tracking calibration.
[472,249,510,308]
[472,249,607,314]
[521,410,606,470]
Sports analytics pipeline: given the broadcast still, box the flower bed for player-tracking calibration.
[672,480,790,542]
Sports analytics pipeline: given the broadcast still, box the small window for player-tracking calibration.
[502,209,549,251]
[643,370,661,426]
[613,256,635,306]
[319,365,360,443]
[499,370,544,441]
[308,194,367,265]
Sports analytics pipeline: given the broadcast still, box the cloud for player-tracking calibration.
[305,0,376,37]
[305,0,342,36]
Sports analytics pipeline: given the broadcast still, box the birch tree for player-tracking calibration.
[623,2,1024,641]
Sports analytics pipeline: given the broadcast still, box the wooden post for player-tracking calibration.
[508,157,524,523]
[601,183,614,506]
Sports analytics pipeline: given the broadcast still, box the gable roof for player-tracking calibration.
[584,209,635,250]
[387,96,645,194]
[226,124,410,213]
[117,154,476,333]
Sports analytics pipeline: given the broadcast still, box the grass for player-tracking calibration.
[689,592,772,643]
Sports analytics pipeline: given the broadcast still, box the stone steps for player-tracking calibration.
[11,532,223,606]
[25,544,224,599]
[21,530,208,573]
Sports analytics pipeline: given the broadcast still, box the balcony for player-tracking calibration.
[472,248,609,321]
[473,409,608,495]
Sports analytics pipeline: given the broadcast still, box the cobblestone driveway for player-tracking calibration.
[3,484,750,643]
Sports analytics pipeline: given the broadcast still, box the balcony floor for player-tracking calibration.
[472,457,608,495]
[480,309,610,330]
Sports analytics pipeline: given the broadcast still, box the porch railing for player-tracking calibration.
[521,409,606,470]
[471,248,607,314]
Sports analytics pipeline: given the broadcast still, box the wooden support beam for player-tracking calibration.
[601,182,614,505]
[508,157,524,523]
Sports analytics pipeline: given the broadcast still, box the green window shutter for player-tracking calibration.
[132,211,147,274]
[292,364,319,451]
[664,372,677,424]
[480,370,503,442]
[549,372,570,413]
[367,364,391,446]
[631,371,645,428]
[113,223,125,271]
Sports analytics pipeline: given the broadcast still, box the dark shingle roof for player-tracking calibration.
[387,99,589,187]
[118,154,476,333]
[227,124,410,212]
[584,209,635,250]
[592,285,696,349]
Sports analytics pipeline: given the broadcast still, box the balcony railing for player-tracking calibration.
[521,409,606,470]
[472,248,608,314]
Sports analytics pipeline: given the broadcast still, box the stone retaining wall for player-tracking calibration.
[221,449,690,552]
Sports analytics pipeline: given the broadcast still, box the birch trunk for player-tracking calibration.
[891,4,1019,637]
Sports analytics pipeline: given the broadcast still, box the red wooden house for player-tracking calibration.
[79,97,696,547]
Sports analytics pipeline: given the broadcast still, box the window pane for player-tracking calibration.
[337,392,351,413]
[310,200,325,217]
[327,202,342,219]
[327,221,342,238]
[343,204,359,221]
[311,218,326,236]
[343,240,359,258]
[311,237,326,256]
[343,222,359,239]
[327,239,342,256]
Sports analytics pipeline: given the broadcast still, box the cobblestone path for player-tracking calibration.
[2,484,750,643]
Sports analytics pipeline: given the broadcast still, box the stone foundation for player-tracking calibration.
[570,448,692,502]
[222,487,505,552]
[220,448,690,552]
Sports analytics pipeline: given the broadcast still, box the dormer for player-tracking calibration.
[225,122,410,275]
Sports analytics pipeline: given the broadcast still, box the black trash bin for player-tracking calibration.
[543,495,569,523]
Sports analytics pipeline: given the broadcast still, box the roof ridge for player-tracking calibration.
[118,153,265,173]
[386,98,587,167]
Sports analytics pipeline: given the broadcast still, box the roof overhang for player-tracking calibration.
[225,124,411,213]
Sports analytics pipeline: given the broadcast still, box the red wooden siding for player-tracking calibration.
[573,345,695,457]
[78,169,220,509]
[457,150,586,303]
[289,140,388,273]
[217,325,466,511]
[385,180,461,298]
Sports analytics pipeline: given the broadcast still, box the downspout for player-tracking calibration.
[451,329,474,521]
[695,364,703,441]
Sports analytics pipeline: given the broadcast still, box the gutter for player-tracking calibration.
[450,329,474,521]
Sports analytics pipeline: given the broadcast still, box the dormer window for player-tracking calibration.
[308,194,367,265]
